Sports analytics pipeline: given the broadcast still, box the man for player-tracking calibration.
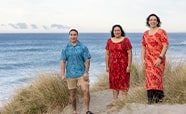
[60,29,93,114]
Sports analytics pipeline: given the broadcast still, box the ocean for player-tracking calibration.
[0,33,186,107]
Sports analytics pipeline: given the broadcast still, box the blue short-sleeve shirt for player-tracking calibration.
[61,40,91,78]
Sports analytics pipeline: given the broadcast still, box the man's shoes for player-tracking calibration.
[86,111,93,114]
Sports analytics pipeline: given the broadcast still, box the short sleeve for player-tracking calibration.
[83,46,91,59]
[60,48,66,61]
[105,39,110,50]
[142,33,146,47]
[124,38,132,50]
[160,29,169,45]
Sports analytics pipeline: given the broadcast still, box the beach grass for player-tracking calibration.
[90,73,109,92]
[1,61,186,113]
[164,61,186,104]
[123,61,186,105]
[0,73,70,114]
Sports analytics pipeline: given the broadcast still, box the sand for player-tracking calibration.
[61,90,186,114]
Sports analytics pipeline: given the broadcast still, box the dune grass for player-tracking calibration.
[0,73,70,114]
[164,61,186,104]
[1,61,186,113]
[90,73,109,92]
[91,61,186,105]
[131,61,186,104]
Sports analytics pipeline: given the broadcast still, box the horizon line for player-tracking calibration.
[0,32,186,34]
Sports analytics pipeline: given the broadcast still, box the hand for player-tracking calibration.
[61,75,66,82]
[126,66,130,73]
[154,58,161,67]
[106,67,109,72]
[83,72,89,81]
[142,59,146,66]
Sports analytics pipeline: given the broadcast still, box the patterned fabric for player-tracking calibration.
[142,29,169,90]
[105,38,132,91]
[61,40,91,78]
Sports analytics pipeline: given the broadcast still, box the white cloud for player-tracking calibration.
[42,25,49,30]
[16,23,28,29]
[8,24,18,29]
[0,22,70,33]
[30,24,38,29]
[51,24,70,29]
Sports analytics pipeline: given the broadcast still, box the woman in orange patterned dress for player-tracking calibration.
[105,24,132,105]
[141,14,169,104]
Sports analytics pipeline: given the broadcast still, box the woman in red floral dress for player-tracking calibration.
[105,24,132,105]
[141,14,169,104]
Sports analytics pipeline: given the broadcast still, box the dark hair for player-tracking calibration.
[146,13,161,27]
[111,24,125,37]
[69,29,78,35]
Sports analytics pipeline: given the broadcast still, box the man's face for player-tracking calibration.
[69,31,78,43]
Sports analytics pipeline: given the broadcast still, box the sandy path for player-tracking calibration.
[61,90,186,114]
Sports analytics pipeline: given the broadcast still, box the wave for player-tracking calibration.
[0,46,52,52]
[171,41,186,46]
[0,62,32,70]
[14,48,47,52]
[180,41,186,45]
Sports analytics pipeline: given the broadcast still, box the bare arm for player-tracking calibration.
[83,59,90,81]
[127,49,132,72]
[84,59,90,73]
[154,44,168,67]
[159,44,168,57]
[141,46,146,65]
[60,60,66,81]
[105,50,109,72]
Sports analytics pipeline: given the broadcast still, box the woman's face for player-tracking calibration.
[113,26,122,38]
[148,16,158,28]
[69,31,78,43]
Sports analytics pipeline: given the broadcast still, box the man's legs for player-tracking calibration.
[69,89,77,113]
[76,76,93,113]
[67,78,78,113]
[80,80,90,112]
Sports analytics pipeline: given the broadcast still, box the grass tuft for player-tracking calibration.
[0,72,70,114]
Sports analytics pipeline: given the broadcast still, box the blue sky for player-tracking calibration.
[0,0,186,33]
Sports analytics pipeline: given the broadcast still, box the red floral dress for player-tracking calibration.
[142,29,169,90]
[105,38,132,91]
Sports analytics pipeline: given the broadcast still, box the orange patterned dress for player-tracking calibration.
[106,38,132,91]
[142,29,169,90]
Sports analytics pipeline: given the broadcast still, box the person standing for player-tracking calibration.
[105,24,132,106]
[60,29,93,114]
[141,14,169,104]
